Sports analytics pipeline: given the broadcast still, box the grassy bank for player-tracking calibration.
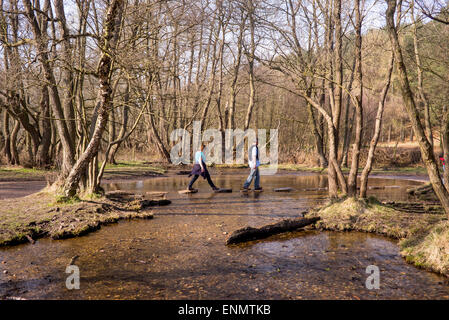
[0,166,55,182]
[0,162,429,183]
[102,161,166,180]
[307,197,448,277]
[0,162,166,182]
[0,191,169,247]
[275,163,429,176]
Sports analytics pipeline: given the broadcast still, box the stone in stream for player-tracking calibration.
[303,187,328,191]
[240,188,263,193]
[274,187,295,192]
[214,188,232,193]
[141,199,171,207]
[178,189,198,194]
[146,191,168,199]
[368,186,385,190]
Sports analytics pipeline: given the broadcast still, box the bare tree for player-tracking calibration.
[63,0,124,197]
[385,0,449,215]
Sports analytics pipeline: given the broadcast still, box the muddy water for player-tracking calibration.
[1,173,448,299]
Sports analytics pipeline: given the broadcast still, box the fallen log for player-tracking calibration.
[406,183,433,195]
[226,217,320,245]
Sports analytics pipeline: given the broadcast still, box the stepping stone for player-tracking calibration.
[240,188,263,192]
[303,187,328,191]
[214,188,232,193]
[274,187,295,192]
[146,191,168,198]
[178,189,198,194]
[141,199,172,208]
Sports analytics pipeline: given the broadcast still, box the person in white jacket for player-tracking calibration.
[242,138,262,191]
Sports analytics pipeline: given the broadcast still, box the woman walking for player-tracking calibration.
[188,143,219,191]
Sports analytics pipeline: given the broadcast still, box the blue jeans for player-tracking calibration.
[243,167,260,189]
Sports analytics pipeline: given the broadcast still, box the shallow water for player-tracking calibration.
[1,173,448,299]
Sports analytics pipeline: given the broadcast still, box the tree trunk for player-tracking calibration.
[36,85,52,167]
[10,119,20,165]
[441,105,449,190]
[307,101,328,167]
[54,0,77,146]
[360,54,394,198]
[244,0,256,131]
[63,0,124,197]
[347,0,363,197]
[109,81,130,164]
[385,0,449,216]
[411,1,433,149]
[227,12,245,131]
[341,58,356,168]
[2,109,12,164]
[23,0,75,178]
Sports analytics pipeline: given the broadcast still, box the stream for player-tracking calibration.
[0,172,448,299]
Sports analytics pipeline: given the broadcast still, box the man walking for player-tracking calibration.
[242,138,262,191]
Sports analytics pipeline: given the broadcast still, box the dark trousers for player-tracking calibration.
[188,171,216,189]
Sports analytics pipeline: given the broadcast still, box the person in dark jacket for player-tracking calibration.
[188,143,219,191]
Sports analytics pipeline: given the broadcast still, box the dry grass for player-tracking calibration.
[307,197,448,277]
[400,221,449,277]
